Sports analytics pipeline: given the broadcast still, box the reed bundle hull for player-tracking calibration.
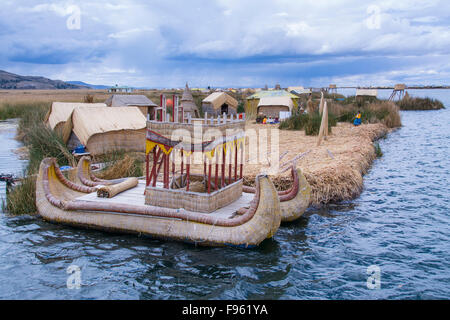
[36,158,281,247]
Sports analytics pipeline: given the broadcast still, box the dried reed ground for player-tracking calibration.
[243,122,389,207]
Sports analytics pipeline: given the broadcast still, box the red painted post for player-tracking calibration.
[228,147,232,185]
[186,156,190,191]
[222,147,225,187]
[171,151,175,176]
[152,149,164,187]
[164,153,170,189]
[214,149,219,190]
[172,94,175,122]
[203,155,206,177]
[234,141,238,182]
[181,149,184,175]
[150,148,162,186]
[240,142,243,179]
[207,160,212,194]
[145,151,150,186]
[160,95,162,122]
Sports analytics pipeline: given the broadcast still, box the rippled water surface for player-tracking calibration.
[1,90,449,299]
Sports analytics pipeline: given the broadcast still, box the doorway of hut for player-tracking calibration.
[221,103,228,114]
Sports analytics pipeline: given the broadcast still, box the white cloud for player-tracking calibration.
[2,0,450,87]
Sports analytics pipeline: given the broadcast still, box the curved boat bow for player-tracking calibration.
[243,166,311,222]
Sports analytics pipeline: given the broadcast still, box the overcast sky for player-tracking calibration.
[1,0,449,88]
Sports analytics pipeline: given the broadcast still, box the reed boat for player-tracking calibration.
[76,155,310,223]
[243,166,311,222]
[36,157,281,248]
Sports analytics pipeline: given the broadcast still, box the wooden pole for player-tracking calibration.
[319,91,324,115]
[324,101,329,139]
[317,100,328,146]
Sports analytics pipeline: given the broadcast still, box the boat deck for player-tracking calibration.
[76,180,254,219]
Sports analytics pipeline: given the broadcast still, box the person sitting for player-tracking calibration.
[263,116,267,124]
[353,110,362,126]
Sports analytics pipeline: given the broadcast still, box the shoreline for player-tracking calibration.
[243,122,390,207]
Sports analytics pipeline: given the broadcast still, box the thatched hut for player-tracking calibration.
[246,90,298,118]
[61,106,146,155]
[180,83,200,118]
[356,89,378,104]
[202,92,238,116]
[105,94,158,118]
[356,89,378,97]
[257,97,294,118]
[44,102,106,133]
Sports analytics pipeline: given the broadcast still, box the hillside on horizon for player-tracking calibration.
[0,70,89,90]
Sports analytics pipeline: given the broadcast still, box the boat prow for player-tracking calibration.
[36,158,281,247]
[75,156,126,186]
[243,166,311,222]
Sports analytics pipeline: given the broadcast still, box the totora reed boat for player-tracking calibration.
[36,100,284,247]
[36,157,280,248]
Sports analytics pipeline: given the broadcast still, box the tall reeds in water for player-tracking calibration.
[279,111,337,135]
[396,96,445,110]
[1,102,75,214]
[328,101,402,128]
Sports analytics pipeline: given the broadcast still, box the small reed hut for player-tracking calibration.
[245,90,298,118]
[389,84,407,101]
[355,89,378,104]
[180,83,200,118]
[44,102,106,133]
[202,92,238,116]
[105,94,158,119]
[61,106,147,155]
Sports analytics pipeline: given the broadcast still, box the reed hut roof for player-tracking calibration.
[202,92,238,110]
[105,94,157,107]
[62,106,146,146]
[356,89,378,97]
[45,102,106,130]
[247,90,298,100]
[394,84,406,90]
[287,86,304,92]
[181,83,194,101]
[257,97,294,111]
[180,83,200,116]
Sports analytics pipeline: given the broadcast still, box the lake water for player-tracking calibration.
[0,90,449,299]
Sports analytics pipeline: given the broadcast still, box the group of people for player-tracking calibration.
[262,116,279,124]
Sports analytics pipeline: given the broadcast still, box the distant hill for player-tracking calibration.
[0,70,89,89]
[66,81,111,90]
